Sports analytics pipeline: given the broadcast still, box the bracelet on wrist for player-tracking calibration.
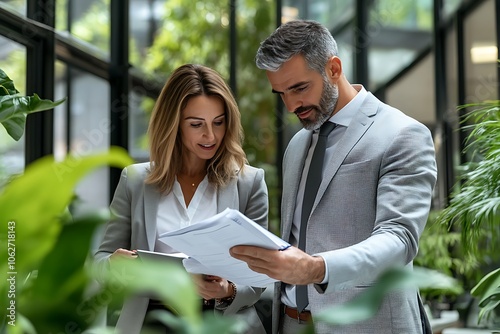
[215,281,237,307]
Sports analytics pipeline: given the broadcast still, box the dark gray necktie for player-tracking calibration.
[296,121,336,313]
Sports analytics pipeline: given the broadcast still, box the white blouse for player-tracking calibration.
[154,176,217,253]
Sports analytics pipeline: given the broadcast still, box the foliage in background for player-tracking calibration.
[299,266,462,333]
[66,0,282,233]
[471,267,500,326]
[436,100,500,325]
[438,101,500,257]
[0,69,66,141]
[371,0,433,29]
[415,211,481,321]
[0,148,133,333]
[417,211,479,279]
[0,146,243,333]
[136,0,282,233]
[415,211,479,301]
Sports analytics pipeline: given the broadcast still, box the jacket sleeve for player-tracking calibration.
[316,122,437,293]
[93,167,132,283]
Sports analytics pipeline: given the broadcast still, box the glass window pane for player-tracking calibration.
[128,89,150,161]
[69,68,110,211]
[281,0,354,30]
[54,61,68,162]
[370,48,418,87]
[385,54,435,125]
[369,0,432,90]
[371,0,432,30]
[444,0,465,19]
[464,0,497,103]
[131,0,229,77]
[56,0,110,56]
[0,0,26,16]
[335,28,355,82]
[0,36,26,181]
[129,0,162,67]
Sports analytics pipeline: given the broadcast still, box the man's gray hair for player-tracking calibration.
[255,20,338,73]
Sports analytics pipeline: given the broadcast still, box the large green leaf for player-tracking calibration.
[0,147,133,279]
[146,310,248,334]
[309,267,462,329]
[0,94,67,141]
[0,68,18,95]
[101,256,202,326]
[471,268,500,322]
[19,213,107,334]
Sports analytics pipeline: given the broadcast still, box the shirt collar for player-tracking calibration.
[328,84,367,127]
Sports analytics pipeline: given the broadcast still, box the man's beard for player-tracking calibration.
[298,78,338,130]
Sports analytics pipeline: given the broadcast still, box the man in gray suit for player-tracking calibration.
[231,20,437,334]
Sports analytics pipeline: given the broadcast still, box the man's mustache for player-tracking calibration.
[294,105,317,115]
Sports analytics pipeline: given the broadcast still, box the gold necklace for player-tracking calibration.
[178,173,205,187]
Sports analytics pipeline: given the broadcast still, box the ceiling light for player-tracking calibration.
[282,6,299,24]
[471,43,498,64]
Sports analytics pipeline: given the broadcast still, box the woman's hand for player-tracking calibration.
[191,274,234,300]
[110,248,138,261]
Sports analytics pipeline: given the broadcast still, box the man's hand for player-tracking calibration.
[229,245,325,285]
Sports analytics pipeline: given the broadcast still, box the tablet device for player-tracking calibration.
[135,250,187,264]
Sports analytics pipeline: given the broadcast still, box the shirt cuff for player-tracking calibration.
[316,254,329,284]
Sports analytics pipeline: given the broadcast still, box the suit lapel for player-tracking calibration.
[282,129,311,240]
[312,93,380,213]
[217,177,239,211]
[144,182,160,250]
[282,93,381,237]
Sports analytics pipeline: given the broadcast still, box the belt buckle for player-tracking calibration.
[296,309,305,324]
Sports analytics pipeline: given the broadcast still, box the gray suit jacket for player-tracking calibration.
[94,162,268,334]
[273,93,437,334]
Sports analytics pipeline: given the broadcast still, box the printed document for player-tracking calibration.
[158,208,290,287]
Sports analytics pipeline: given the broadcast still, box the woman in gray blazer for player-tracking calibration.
[94,64,268,334]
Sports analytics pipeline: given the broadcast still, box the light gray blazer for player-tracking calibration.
[94,162,268,334]
[273,93,437,334]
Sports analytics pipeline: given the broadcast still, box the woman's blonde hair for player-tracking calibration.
[145,64,247,193]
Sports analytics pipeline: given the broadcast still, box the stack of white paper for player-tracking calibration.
[158,208,290,287]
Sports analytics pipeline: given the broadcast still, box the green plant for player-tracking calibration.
[415,210,480,314]
[0,149,248,333]
[437,100,500,326]
[471,267,500,326]
[416,211,479,282]
[299,266,462,333]
[0,68,66,141]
